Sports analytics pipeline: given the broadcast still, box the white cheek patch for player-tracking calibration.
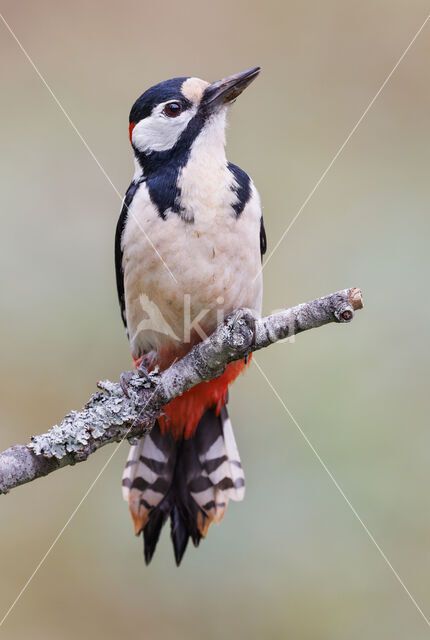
[132,102,197,154]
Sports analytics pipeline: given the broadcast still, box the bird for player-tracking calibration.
[115,67,266,565]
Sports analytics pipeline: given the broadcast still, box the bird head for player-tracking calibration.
[129,67,260,169]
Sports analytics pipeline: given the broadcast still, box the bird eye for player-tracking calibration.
[164,102,182,117]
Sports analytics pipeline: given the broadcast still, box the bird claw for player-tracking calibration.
[137,362,153,383]
[120,371,134,398]
[226,307,256,352]
[120,361,155,398]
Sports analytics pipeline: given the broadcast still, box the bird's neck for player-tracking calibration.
[133,115,229,222]
[174,129,229,222]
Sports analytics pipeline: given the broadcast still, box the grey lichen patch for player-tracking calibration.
[28,379,140,460]
[27,369,164,460]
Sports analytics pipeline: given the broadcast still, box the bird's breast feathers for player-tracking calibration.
[121,165,263,360]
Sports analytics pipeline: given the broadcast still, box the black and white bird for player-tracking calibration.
[116,67,266,565]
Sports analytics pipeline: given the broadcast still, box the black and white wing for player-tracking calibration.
[114,182,140,331]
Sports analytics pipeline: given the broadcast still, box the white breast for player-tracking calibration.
[122,179,263,359]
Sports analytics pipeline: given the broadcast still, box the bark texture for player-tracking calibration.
[0,287,363,494]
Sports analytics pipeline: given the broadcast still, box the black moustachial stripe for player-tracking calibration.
[136,110,205,220]
[227,162,251,216]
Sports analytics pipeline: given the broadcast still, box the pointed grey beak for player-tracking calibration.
[203,66,260,111]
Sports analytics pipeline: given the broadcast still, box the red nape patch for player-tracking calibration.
[158,357,251,439]
[129,122,136,144]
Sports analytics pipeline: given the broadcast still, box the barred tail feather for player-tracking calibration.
[192,405,245,533]
[122,404,245,565]
[122,425,176,536]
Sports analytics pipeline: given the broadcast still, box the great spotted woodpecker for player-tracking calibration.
[116,67,266,564]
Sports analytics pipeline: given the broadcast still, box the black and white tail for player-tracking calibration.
[122,405,245,565]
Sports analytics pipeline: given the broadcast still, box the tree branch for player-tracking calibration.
[0,287,363,494]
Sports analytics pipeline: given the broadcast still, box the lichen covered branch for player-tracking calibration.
[0,287,362,494]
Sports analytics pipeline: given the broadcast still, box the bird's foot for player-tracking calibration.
[136,361,153,383]
[120,370,134,398]
[226,307,256,354]
[121,359,159,398]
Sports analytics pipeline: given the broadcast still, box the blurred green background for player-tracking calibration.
[1,1,430,638]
